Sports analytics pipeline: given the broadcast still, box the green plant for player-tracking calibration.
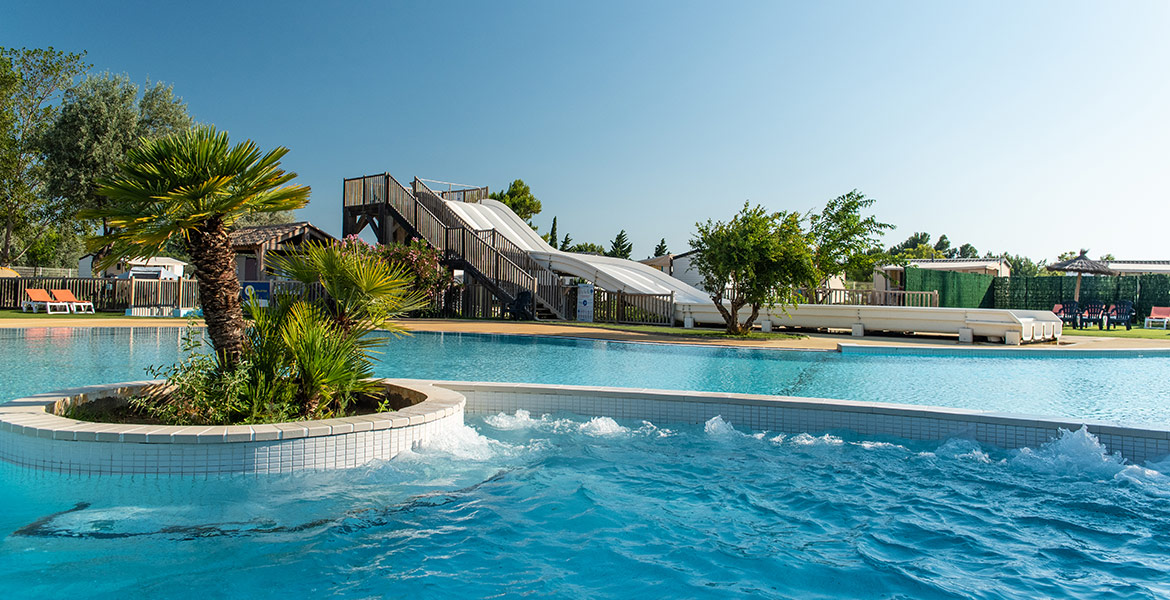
[134,327,255,425]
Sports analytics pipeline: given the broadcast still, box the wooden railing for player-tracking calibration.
[344,174,538,313]
[795,288,939,307]
[415,178,567,318]
[413,178,565,318]
[0,277,199,311]
[593,290,675,325]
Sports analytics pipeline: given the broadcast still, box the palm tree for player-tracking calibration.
[83,126,310,368]
[258,242,428,416]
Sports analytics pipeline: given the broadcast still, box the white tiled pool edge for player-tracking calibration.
[0,379,464,475]
[432,380,1170,465]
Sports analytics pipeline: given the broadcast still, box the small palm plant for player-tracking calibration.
[255,242,429,416]
[83,126,310,368]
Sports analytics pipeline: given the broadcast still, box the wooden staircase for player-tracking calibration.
[341,173,568,320]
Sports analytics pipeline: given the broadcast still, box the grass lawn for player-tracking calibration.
[561,321,805,341]
[0,309,192,321]
[1060,325,1170,340]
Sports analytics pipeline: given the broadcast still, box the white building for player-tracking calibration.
[79,255,188,279]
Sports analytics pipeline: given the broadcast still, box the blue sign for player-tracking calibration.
[240,281,271,302]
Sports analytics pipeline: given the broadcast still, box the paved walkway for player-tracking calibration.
[2,316,1168,351]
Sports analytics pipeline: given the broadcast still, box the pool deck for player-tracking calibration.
[3,316,1169,351]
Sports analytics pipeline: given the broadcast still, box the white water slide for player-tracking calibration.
[447,199,711,305]
[444,198,1061,344]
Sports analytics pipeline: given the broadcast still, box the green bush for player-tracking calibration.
[132,242,427,425]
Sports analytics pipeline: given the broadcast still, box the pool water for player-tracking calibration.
[1,412,1168,599]
[2,327,1168,426]
[2,327,1170,598]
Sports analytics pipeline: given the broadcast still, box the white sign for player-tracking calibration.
[577,283,594,322]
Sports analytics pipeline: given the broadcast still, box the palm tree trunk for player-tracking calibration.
[187,217,245,369]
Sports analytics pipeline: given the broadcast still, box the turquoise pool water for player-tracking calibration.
[2,327,1169,599]
[2,412,1168,598]
[3,327,1167,426]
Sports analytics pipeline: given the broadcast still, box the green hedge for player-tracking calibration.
[904,267,995,308]
[905,269,1170,319]
[991,274,1170,319]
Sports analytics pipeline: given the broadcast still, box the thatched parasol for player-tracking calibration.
[1046,250,1118,302]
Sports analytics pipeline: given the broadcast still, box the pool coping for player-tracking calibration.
[0,379,463,444]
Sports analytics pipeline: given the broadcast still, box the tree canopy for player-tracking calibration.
[489,179,541,223]
[40,73,194,267]
[0,46,88,266]
[806,190,892,289]
[688,202,813,334]
[653,238,669,257]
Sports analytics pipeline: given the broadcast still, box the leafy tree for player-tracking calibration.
[933,234,956,258]
[489,179,541,223]
[958,243,979,258]
[805,190,892,293]
[688,202,814,335]
[896,243,946,260]
[568,241,605,254]
[542,216,558,245]
[653,238,669,257]
[234,210,296,227]
[888,231,931,255]
[844,245,886,282]
[1001,253,1047,277]
[85,126,310,369]
[0,46,88,266]
[41,74,194,268]
[559,232,573,251]
[1100,253,1115,261]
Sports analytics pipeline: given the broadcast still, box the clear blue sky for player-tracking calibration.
[5,1,1168,261]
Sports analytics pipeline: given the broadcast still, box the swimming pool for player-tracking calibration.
[1,326,1169,598]
[3,327,1168,426]
[2,411,1168,598]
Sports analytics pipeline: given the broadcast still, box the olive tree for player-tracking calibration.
[0,46,88,266]
[689,202,813,335]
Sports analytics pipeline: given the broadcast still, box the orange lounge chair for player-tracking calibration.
[51,289,96,314]
[1145,306,1170,330]
[21,289,71,314]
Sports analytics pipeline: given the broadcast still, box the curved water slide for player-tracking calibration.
[445,199,710,306]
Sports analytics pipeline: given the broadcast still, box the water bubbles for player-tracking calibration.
[579,417,629,436]
[703,415,739,436]
[1010,426,1126,477]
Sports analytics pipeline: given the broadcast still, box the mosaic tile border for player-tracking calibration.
[0,379,464,475]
